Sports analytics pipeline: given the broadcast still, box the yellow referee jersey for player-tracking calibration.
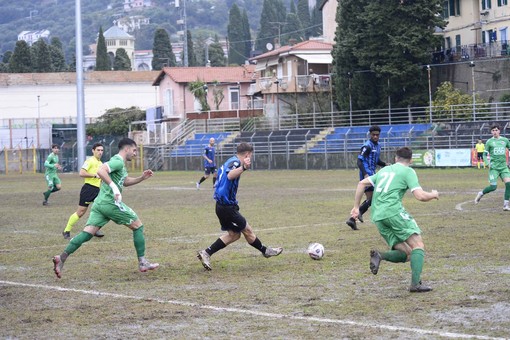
[475,143,485,153]
[82,156,102,187]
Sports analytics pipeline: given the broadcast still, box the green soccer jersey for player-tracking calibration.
[44,153,59,175]
[485,136,510,171]
[369,163,421,221]
[94,154,127,204]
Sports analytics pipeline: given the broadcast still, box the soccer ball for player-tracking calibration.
[307,242,325,260]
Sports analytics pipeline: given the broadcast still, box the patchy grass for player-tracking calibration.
[1,168,509,339]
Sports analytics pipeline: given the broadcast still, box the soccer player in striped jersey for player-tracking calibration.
[196,143,283,271]
[196,138,217,189]
[346,125,389,230]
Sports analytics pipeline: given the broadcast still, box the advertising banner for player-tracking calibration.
[435,148,472,166]
[412,150,435,167]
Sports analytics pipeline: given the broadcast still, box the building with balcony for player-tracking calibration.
[152,65,258,121]
[250,40,333,117]
[441,0,509,61]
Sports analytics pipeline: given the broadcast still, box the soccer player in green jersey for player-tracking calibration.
[43,144,62,205]
[351,147,439,293]
[53,138,158,278]
[474,124,510,210]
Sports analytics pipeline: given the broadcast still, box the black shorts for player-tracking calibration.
[477,152,484,160]
[205,166,217,175]
[79,183,100,207]
[215,202,246,232]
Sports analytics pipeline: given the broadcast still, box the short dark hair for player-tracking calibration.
[396,147,412,160]
[369,125,381,133]
[118,138,137,150]
[237,142,253,154]
[92,142,103,150]
[491,124,501,131]
[51,144,59,149]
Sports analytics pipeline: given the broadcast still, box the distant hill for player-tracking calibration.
[0,0,293,61]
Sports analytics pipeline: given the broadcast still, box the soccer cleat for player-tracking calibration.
[62,231,71,240]
[94,230,105,237]
[346,218,358,230]
[409,281,433,293]
[370,250,382,275]
[43,200,48,206]
[52,255,63,279]
[139,260,159,272]
[358,214,364,223]
[504,206,510,211]
[263,247,283,258]
[197,250,212,271]
[196,182,200,190]
[474,192,483,204]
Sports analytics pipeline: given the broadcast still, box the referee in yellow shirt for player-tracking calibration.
[63,143,105,239]
[475,139,486,169]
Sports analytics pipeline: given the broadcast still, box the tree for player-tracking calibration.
[432,81,487,121]
[113,48,132,70]
[208,35,226,67]
[187,30,197,66]
[189,80,210,111]
[152,28,176,70]
[9,40,32,73]
[281,13,302,45]
[86,107,146,136]
[256,0,287,52]
[32,38,53,73]
[50,37,66,72]
[2,51,12,64]
[95,26,110,71]
[227,3,246,65]
[241,9,252,59]
[297,0,311,38]
[333,0,446,112]
[309,5,323,37]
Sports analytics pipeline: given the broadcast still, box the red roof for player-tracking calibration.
[251,40,333,61]
[152,65,257,86]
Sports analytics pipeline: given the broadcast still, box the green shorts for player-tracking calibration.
[86,200,138,228]
[488,167,510,185]
[45,173,61,189]
[374,209,421,249]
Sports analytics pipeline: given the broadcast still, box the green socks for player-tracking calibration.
[64,213,80,233]
[381,250,407,263]
[483,184,497,195]
[133,225,145,258]
[410,248,425,286]
[505,182,510,200]
[64,231,93,255]
[43,190,52,200]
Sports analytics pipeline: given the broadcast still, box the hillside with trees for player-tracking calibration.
[0,0,312,62]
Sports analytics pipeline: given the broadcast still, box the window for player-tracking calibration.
[481,0,492,10]
[229,87,240,110]
[164,89,174,116]
[497,0,508,6]
[444,0,460,17]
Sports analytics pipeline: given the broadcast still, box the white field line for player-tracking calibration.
[0,280,504,340]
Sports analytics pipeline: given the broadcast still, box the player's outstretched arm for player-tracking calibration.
[124,169,154,187]
[412,188,439,202]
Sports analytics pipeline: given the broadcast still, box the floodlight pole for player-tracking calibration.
[427,65,432,123]
[76,0,86,168]
[470,61,476,121]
